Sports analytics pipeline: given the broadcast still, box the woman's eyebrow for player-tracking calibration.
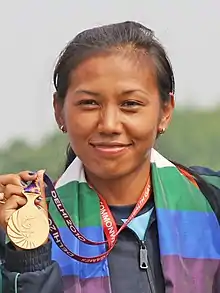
[74,90,100,96]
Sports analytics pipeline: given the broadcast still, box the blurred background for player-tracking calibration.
[0,0,219,179]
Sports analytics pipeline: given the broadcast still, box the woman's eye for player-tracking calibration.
[121,100,142,107]
[78,100,99,107]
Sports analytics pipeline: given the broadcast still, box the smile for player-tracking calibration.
[90,143,132,155]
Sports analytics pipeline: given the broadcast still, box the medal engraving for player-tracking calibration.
[7,182,49,249]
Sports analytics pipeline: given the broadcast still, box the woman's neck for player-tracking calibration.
[85,160,151,206]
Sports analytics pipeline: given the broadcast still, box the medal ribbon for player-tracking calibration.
[22,165,196,263]
[43,174,152,263]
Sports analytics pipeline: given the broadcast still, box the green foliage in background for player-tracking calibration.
[0,108,219,179]
[157,108,220,170]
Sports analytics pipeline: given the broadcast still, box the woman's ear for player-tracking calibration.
[53,92,65,128]
[158,92,175,132]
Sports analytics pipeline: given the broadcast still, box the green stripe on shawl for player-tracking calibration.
[49,182,101,228]
[151,163,213,212]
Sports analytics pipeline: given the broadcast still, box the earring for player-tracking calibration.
[60,125,67,133]
[158,127,165,135]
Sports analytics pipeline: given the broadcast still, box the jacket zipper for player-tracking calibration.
[126,227,156,293]
[140,240,156,293]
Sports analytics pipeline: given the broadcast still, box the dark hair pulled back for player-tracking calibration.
[53,21,175,170]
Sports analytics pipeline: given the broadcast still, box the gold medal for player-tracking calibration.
[7,190,49,250]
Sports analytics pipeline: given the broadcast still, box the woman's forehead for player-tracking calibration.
[68,53,158,90]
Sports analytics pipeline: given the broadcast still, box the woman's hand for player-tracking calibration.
[0,170,48,233]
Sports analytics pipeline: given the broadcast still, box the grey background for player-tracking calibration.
[0,0,219,146]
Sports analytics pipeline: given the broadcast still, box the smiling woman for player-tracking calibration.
[0,21,220,293]
[54,52,173,191]
[53,24,174,205]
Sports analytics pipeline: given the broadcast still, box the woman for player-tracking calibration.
[0,21,220,293]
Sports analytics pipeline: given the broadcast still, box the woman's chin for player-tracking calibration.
[86,164,128,180]
[94,169,125,180]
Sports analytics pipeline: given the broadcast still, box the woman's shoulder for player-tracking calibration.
[188,165,220,221]
[189,166,220,190]
[190,166,220,176]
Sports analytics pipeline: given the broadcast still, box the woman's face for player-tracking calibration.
[54,53,174,179]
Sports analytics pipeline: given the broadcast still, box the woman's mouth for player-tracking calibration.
[90,142,132,155]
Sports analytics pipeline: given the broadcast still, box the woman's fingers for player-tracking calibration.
[4,194,27,210]
[0,194,27,231]
[3,184,24,200]
[18,171,37,183]
[0,174,23,187]
[0,192,4,201]
[0,170,48,232]
[0,172,37,188]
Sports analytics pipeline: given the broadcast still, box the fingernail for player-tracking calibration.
[28,172,36,175]
[37,196,43,201]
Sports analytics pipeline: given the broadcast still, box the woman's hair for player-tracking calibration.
[53,21,175,170]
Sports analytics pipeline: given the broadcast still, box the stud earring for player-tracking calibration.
[158,127,165,135]
[60,125,67,133]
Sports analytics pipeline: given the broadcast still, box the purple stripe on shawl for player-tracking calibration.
[62,276,111,293]
[161,255,220,293]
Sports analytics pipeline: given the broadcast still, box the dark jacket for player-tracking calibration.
[1,166,220,293]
